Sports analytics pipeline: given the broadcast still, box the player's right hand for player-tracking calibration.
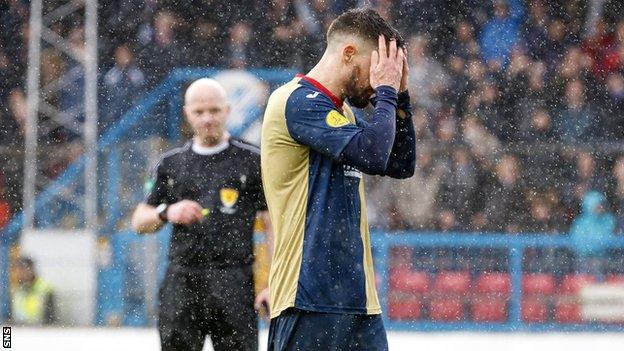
[370,35,404,91]
[166,200,204,225]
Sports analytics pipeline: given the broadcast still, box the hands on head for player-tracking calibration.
[370,35,409,92]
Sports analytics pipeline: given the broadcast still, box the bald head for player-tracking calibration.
[184,78,228,105]
[183,78,230,146]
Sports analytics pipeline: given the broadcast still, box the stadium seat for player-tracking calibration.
[474,273,511,296]
[559,274,597,294]
[433,271,471,294]
[522,273,556,296]
[554,300,582,323]
[522,297,549,323]
[389,269,430,294]
[471,295,507,322]
[388,295,422,320]
[429,296,465,321]
[606,274,624,286]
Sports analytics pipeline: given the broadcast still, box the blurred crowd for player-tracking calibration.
[1,0,624,242]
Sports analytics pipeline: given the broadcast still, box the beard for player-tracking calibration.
[345,67,373,108]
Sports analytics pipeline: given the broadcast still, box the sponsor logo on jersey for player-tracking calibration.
[344,165,362,179]
[326,110,351,128]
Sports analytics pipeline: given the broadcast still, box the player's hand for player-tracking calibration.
[399,48,409,93]
[370,35,404,91]
[254,287,270,320]
[166,200,203,225]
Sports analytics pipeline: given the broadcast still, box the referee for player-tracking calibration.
[131,78,271,351]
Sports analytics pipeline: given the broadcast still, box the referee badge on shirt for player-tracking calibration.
[220,188,239,214]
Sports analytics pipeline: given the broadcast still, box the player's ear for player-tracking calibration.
[343,44,357,64]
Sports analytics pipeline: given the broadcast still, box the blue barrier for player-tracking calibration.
[374,232,624,332]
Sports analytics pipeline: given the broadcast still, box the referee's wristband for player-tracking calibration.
[156,203,169,222]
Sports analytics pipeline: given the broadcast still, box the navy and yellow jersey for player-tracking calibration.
[261,74,415,318]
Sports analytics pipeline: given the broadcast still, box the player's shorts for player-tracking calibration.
[267,308,388,351]
[158,264,257,351]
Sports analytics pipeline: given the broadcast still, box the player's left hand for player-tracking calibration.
[254,287,270,319]
[399,48,409,93]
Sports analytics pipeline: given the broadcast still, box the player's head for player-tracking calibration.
[326,9,404,108]
[183,78,230,145]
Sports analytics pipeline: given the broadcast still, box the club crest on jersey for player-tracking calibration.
[326,110,350,128]
[220,188,239,214]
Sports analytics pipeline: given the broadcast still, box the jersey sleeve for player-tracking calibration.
[144,159,174,206]
[284,86,361,160]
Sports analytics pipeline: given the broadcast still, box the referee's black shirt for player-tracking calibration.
[145,139,267,269]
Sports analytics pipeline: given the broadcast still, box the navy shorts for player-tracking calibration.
[267,308,388,351]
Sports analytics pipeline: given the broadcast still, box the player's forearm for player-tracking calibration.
[131,203,164,234]
[340,86,397,175]
[384,90,416,179]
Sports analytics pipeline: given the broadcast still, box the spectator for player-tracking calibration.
[449,20,480,61]
[554,80,601,142]
[388,145,445,230]
[480,154,528,233]
[611,156,624,233]
[227,22,253,69]
[600,72,624,140]
[256,0,301,68]
[563,151,609,212]
[138,10,182,87]
[480,0,524,69]
[519,107,554,142]
[407,34,449,114]
[10,257,57,326]
[0,173,10,230]
[570,191,616,281]
[437,147,480,227]
[101,44,145,132]
[185,19,226,68]
[5,88,27,143]
[524,192,562,233]
[522,0,549,61]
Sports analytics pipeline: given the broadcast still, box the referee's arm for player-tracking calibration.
[131,203,164,234]
[131,160,203,234]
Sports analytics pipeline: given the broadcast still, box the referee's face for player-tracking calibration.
[184,96,230,145]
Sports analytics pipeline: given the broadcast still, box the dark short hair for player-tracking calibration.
[16,256,35,269]
[327,8,405,48]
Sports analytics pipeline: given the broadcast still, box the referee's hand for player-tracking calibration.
[166,200,204,225]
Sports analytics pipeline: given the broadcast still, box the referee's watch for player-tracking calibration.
[156,203,169,222]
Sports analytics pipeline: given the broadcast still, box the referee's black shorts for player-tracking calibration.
[158,264,257,351]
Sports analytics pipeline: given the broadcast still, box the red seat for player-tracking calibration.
[522,273,556,296]
[389,270,429,294]
[554,301,581,323]
[471,296,507,322]
[559,274,596,295]
[434,271,471,294]
[474,273,511,296]
[606,274,624,286]
[522,297,549,323]
[429,296,464,321]
[388,296,422,320]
